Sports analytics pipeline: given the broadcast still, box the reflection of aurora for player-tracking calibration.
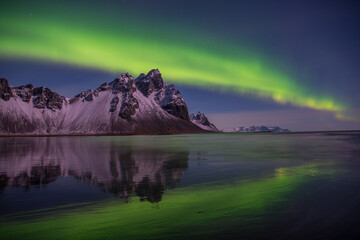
[0,2,348,118]
[0,164,327,239]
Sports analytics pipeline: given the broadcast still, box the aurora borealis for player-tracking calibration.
[1,0,359,129]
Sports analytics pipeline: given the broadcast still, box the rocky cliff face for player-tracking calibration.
[11,83,65,110]
[190,111,218,132]
[0,69,204,135]
[0,78,13,101]
[135,69,190,121]
[135,69,164,97]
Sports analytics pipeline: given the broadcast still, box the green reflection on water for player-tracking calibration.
[0,164,335,240]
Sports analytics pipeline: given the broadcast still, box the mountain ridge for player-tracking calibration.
[0,69,208,135]
[222,126,290,133]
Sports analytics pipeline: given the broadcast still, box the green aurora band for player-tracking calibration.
[0,164,330,240]
[0,3,349,118]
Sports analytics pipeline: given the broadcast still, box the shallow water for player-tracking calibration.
[0,132,359,239]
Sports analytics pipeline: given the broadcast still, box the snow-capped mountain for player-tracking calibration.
[222,126,290,133]
[0,69,205,135]
[189,111,219,132]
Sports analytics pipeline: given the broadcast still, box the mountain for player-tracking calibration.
[222,126,290,133]
[0,69,205,135]
[189,111,219,132]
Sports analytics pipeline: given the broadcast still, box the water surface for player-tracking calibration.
[0,132,359,239]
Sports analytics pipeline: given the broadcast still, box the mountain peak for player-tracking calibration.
[190,111,218,131]
[31,86,65,110]
[115,72,134,82]
[110,73,137,94]
[135,69,164,97]
[0,77,13,101]
[147,68,161,78]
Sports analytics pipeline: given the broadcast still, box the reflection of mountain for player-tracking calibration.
[0,137,188,202]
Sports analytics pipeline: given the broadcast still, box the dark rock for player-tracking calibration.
[84,93,93,102]
[157,84,190,121]
[190,112,211,126]
[75,89,94,102]
[259,126,270,132]
[98,82,108,91]
[135,69,164,97]
[190,111,218,130]
[32,87,64,110]
[119,94,139,120]
[13,84,34,102]
[109,96,119,112]
[110,73,137,94]
[108,73,140,119]
[222,126,290,133]
[135,69,190,121]
[0,78,13,101]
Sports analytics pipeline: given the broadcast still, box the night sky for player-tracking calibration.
[1,0,359,131]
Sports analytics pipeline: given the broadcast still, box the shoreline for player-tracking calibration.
[0,129,359,137]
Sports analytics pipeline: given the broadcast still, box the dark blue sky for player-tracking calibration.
[0,0,359,130]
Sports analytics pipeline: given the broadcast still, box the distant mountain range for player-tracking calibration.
[222,126,290,133]
[0,69,208,135]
